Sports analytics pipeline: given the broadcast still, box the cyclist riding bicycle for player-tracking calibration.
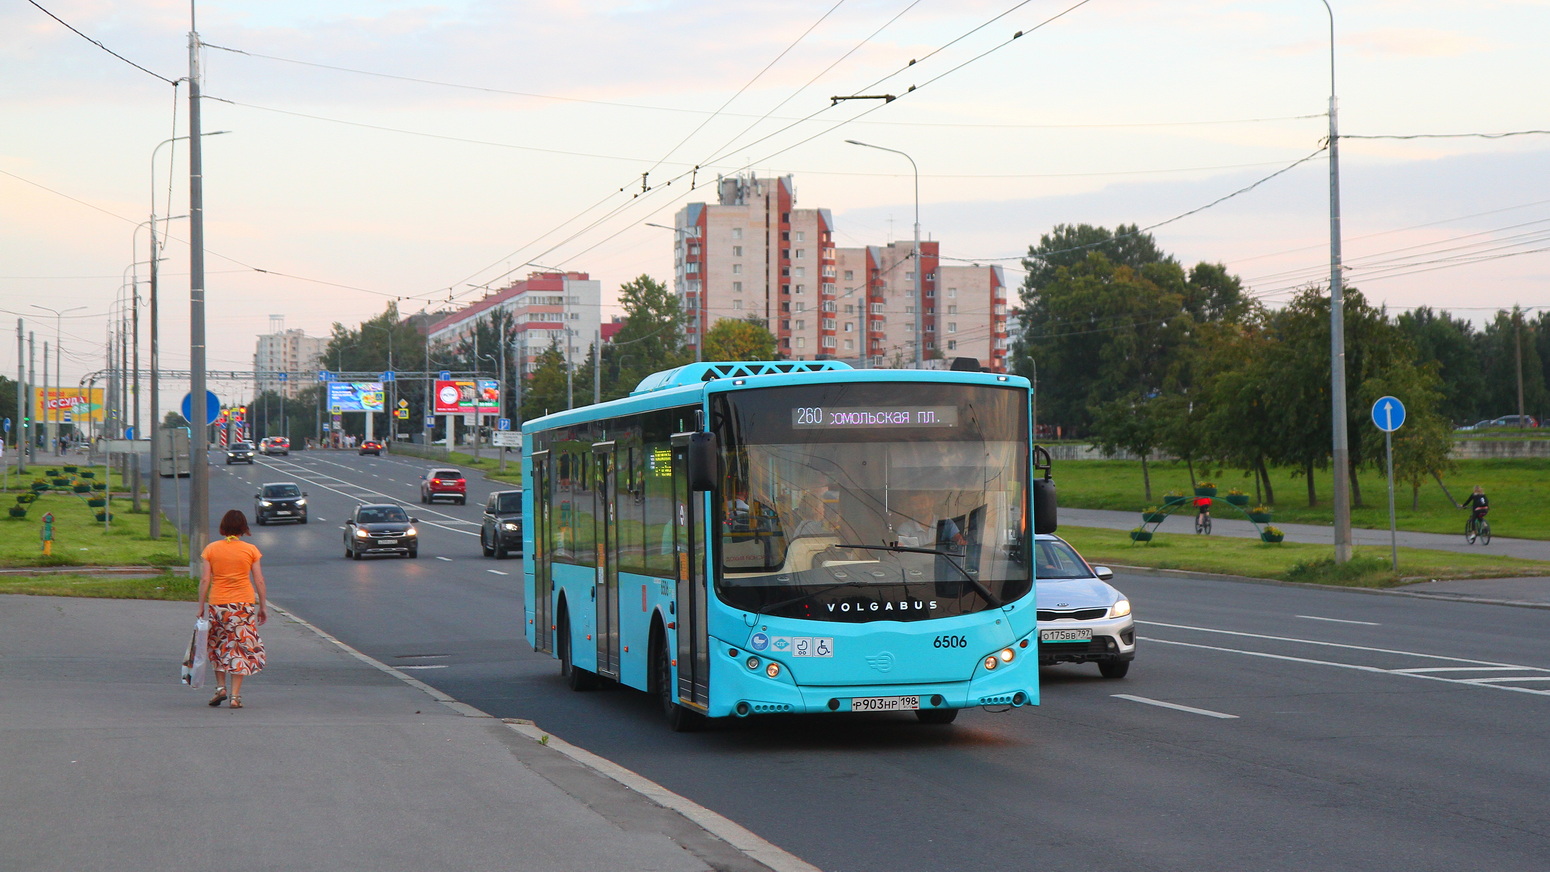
[1466,485,1489,528]
[1193,495,1212,534]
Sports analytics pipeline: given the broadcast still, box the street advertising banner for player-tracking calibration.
[433,379,500,415]
[33,388,105,423]
[328,381,385,412]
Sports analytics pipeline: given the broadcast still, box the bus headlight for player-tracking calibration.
[746,656,761,671]
[983,647,1016,671]
[1110,599,1131,618]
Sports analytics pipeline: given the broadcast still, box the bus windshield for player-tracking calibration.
[712,382,1031,622]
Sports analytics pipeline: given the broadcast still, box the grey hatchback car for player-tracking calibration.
[343,503,419,559]
[254,482,307,525]
[479,490,523,559]
[1034,534,1136,678]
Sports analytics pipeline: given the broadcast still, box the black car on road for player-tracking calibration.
[344,503,419,559]
[254,482,308,525]
[479,490,523,559]
[226,441,256,464]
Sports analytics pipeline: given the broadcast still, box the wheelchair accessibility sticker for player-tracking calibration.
[771,637,834,658]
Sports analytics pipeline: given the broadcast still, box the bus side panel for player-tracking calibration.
[552,563,600,674]
[616,572,676,692]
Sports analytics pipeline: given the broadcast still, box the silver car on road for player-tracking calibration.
[1035,534,1136,679]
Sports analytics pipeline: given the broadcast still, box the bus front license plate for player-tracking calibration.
[851,695,919,712]
[1040,628,1092,643]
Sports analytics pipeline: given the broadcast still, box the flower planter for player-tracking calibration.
[87,498,107,508]
[1260,531,1285,543]
[1129,530,1153,542]
[1142,512,1167,524]
[16,493,37,504]
[1194,486,1217,498]
[8,507,27,519]
[1248,512,1272,524]
[94,512,113,523]
[1225,494,1249,507]
[91,482,106,491]
[31,483,49,493]
[1162,495,1187,506]
[72,484,91,493]
[79,471,95,479]
[63,466,78,474]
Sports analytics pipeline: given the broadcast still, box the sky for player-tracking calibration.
[4,0,1549,407]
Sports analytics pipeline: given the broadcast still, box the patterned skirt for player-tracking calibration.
[206,603,267,676]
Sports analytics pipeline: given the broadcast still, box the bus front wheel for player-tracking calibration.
[653,630,703,732]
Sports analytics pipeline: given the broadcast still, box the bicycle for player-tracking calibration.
[1464,509,1491,545]
[1194,509,1212,535]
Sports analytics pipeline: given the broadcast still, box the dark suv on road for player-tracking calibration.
[254,482,308,525]
[226,441,256,464]
[343,503,419,559]
[480,490,523,559]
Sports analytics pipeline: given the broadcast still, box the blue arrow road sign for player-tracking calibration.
[317,370,333,382]
[1372,396,1406,432]
[381,371,395,382]
[180,390,222,425]
[439,370,452,381]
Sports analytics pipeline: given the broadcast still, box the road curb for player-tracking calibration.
[271,602,820,872]
[1102,562,1550,610]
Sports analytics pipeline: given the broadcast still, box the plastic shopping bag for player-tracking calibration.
[180,617,211,688]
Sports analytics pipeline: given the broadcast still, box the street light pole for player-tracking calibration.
[1320,0,1352,563]
[845,140,921,368]
[32,305,85,455]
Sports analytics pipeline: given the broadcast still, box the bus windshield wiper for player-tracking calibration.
[824,543,1002,609]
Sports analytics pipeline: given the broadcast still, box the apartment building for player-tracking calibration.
[254,325,326,398]
[673,174,1007,370]
[425,271,602,378]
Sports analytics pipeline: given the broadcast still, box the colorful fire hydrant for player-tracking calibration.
[41,512,55,556]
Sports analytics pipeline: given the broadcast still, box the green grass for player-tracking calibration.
[1055,457,1550,540]
[0,487,187,569]
[1059,525,1550,588]
[0,572,194,600]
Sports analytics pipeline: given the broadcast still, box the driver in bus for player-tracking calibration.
[892,493,966,550]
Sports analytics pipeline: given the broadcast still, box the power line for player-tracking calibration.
[26,0,178,85]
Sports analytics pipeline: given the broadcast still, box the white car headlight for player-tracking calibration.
[501,522,520,531]
[295,499,306,506]
[1110,599,1132,619]
[260,500,273,507]
[405,527,418,536]
[354,528,370,538]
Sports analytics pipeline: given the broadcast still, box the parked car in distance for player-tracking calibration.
[1489,414,1539,428]
[480,490,523,559]
[254,482,308,525]
[359,440,384,456]
[419,467,466,505]
[226,441,256,464]
[1034,533,1135,679]
[259,436,291,456]
[343,503,419,559]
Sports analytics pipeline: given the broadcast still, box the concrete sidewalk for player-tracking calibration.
[0,595,816,872]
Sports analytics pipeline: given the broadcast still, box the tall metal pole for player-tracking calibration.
[845,140,921,368]
[1322,0,1352,563]
[42,342,49,454]
[149,219,162,537]
[187,21,210,576]
[14,320,25,474]
[27,332,36,463]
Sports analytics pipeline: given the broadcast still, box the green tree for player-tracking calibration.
[1090,392,1166,502]
[598,275,690,402]
[703,318,776,362]
[521,344,569,419]
[1395,307,1484,425]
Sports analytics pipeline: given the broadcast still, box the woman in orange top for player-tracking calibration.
[197,509,269,709]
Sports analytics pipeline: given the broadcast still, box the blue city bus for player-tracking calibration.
[521,360,1056,730]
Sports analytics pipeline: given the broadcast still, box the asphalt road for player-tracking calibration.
[190,450,1550,872]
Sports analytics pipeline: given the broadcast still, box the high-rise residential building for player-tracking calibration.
[673,174,1008,370]
[253,321,326,398]
[425,271,602,380]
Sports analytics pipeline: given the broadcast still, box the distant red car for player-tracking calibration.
[419,467,466,505]
[359,440,384,456]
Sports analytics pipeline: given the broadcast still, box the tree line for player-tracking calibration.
[1007,224,1549,507]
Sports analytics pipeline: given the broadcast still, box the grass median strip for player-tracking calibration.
[1059,525,1550,588]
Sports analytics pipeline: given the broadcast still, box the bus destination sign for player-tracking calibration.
[792,406,959,430]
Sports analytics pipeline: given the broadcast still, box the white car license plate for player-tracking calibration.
[378,538,397,545]
[1040,628,1093,643]
[850,695,919,712]
[276,511,291,516]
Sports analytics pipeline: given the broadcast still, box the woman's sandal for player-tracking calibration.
[208,689,228,707]
[229,696,243,709]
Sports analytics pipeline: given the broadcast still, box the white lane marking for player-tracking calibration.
[1296,615,1379,626]
[1144,638,1550,697]
[398,664,448,670]
[1112,694,1238,719]
[487,570,508,576]
[1393,667,1535,673]
[435,556,452,562]
[1466,676,1550,684]
[1142,621,1521,667]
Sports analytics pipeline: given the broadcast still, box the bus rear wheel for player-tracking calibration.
[557,609,598,691]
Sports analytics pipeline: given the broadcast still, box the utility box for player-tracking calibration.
[157,427,191,478]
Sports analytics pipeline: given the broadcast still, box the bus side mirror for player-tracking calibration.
[1032,478,1057,534]
[688,432,718,492]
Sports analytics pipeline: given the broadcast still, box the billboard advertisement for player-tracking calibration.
[327,382,385,412]
[433,379,500,415]
[33,388,105,423]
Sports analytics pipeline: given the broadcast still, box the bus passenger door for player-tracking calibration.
[530,451,553,654]
[670,435,710,710]
[593,443,620,679]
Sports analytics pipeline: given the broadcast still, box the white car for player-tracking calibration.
[1034,534,1136,678]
